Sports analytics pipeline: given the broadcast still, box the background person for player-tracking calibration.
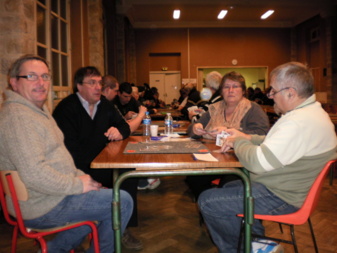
[101,74,119,101]
[198,62,337,253]
[113,82,141,120]
[188,71,223,122]
[186,71,269,200]
[178,82,201,120]
[102,76,147,134]
[0,54,133,252]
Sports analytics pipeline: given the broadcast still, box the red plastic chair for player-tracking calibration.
[237,159,337,253]
[0,171,100,253]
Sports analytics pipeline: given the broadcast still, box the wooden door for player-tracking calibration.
[149,71,181,105]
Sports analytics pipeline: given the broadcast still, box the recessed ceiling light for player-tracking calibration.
[261,10,274,19]
[217,10,228,20]
[173,9,180,19]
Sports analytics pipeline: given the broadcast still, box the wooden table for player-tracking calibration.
[131,120,191,136]
[91,136,253,253]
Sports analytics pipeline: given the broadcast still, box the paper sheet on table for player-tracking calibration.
[160,133,181,138]
[159,134,192,142]
[193,153,218,162]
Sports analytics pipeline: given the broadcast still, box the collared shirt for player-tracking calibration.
[76,92,101,119]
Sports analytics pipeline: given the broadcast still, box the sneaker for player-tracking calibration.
[122,229,143,251]
[137,178,161,190]
[251,239,284,253]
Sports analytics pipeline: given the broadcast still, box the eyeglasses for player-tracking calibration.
[267,87,292,98]
[82,80,103,87]
[223,85,241,90]
[16,73,51,81]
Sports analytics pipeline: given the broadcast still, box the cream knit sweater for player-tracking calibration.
[0,90,84,219]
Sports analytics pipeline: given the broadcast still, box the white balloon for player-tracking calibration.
[200,88,212,100]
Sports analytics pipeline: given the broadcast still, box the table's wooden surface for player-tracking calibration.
[91,136,242,170]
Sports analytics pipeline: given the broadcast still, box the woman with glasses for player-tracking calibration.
[186,71,269,200]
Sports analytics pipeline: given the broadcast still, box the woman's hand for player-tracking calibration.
[193,123,206,135]
[207,127,228,138]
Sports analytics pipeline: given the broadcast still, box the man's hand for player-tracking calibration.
[221,128,251,153]
[79,175,102,193]
[138,105,147,117]
[125,111,137,120]
[104,127,123,141]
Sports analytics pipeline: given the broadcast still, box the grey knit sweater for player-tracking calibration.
[0,90,84,220]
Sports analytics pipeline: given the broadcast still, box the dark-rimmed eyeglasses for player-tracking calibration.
[16,73,51,81]
[267,87,292,98]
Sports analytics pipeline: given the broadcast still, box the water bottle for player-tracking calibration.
[164,112,173,135]
[143,111,151,142]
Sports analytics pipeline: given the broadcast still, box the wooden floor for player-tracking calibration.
[0,176,337,253]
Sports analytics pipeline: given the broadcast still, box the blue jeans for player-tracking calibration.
[24,189,133,253]
[198,180,298,253]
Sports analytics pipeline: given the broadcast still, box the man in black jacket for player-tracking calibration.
[53,67,143,251]
[53,67,130,187]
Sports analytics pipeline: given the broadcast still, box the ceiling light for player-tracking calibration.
[261,10,274,19]
[173,9,180,19]
[217,10,228,20]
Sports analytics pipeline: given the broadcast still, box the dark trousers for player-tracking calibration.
[185,174,241,201]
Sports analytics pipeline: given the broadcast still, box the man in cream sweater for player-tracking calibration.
[0,54,133,252]
[198,62,337,253]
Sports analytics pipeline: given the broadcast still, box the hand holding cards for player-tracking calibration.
[216,131,231,147]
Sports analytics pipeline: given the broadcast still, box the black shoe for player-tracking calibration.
[122,229,143,251]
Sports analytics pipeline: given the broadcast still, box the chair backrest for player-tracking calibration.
[299,159,336,221]
[0,171,17,226]
[0,171,28,201]
[0,171,33,236]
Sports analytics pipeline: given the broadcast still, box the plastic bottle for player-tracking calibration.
[143,111,151,142]
[164,112,173,135]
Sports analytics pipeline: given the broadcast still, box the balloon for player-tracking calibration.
[200,87,212,100]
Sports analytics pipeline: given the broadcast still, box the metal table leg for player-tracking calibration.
[113,168,253,253]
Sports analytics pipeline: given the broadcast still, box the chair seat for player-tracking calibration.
[237,210,307,225]
[27,220,98,233]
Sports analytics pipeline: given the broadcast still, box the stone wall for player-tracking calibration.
[0,0,36,104]
[87,0,105,74]
[0,0,105,106]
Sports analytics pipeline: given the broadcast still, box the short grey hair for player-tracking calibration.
[270,62,314,98]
